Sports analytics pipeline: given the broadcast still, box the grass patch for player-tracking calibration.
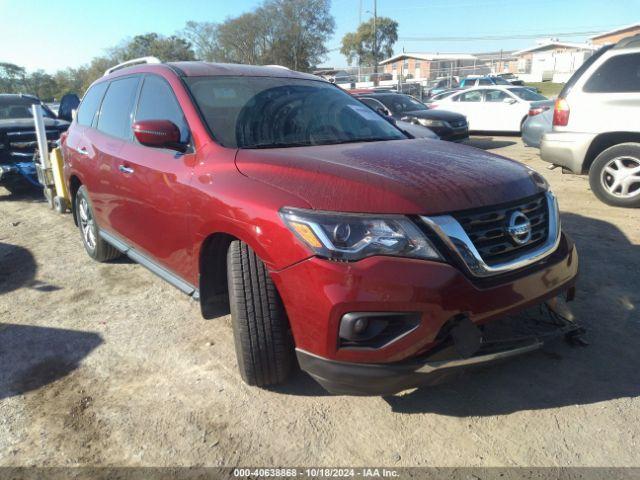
[525,82,564,98]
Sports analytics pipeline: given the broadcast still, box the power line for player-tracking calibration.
[399,29,608,42]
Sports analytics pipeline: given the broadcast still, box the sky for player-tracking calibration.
[0,0,638,73]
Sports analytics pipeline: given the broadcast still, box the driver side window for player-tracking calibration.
[135,75,189,144]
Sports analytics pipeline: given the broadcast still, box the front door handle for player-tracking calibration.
[118,165,134,174]
[76,146,89,156]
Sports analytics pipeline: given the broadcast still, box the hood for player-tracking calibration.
[0,118,70,133]
[235,139,546,215]
[399,109,466,122]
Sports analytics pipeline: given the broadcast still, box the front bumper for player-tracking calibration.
[297,307,581,395]
[433,125,469,142]
[540,131,596,173]
[272,232,578,368]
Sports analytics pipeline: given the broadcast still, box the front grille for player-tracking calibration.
[452,193,549,265]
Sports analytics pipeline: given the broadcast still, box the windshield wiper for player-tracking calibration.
[242,141,313,149]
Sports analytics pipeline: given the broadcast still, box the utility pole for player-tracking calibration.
[358,0,362,83]
[373,0,378,80]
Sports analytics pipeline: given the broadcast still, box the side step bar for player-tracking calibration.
[100,230,199,300]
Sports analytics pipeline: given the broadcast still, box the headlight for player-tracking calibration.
[280,207,442,262]
[417,118,448,128]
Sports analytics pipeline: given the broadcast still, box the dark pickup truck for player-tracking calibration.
[0,94,70,192]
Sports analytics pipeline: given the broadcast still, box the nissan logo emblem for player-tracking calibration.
[506,211,532,245]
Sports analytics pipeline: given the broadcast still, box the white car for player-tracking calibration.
[429,86,553,132]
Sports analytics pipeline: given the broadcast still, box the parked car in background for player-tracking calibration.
[459,76,513,88]
[430,86,552,133]
[62,58,579,395]
[354,91,468,141]
[427,77,459,97]
[541,35,640,207]
[313,69,355,85]
[358,96,440,140]
[0,94,70,193]
[46,102,60,116]
[523,107,553,148]
[497,73,525,86]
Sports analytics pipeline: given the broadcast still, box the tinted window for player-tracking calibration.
[0,96,54,120]
[376,94,428,114]
[359,97,387,111]
[484,89,511,102]
[457,90,483,102]
[97,77,140,139]
[559,45,613,98]
[77,83,108,126]
[478,78,492,85]
[186,76,406,148]
[135,75,189,143]
[583,53,640,93]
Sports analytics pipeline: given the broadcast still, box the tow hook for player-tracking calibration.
[546,295,588,347]
[565,327,589,346]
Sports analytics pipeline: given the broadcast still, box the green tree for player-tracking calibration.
[340,16,398,69]
[182,0,335,71]
[0,62,26,93]
[182,21,220,62]
[111,33,196,63]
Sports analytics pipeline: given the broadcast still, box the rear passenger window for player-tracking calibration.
[484,89,510,102]
[97,77,140,139]
[478,78,491,86]
[458,91,483,102]
[583,53,640,93]
[76,82,108,126]
[135,75,189,143]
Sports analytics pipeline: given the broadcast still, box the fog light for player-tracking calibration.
[353,317,368,334]
[339,312,421,349]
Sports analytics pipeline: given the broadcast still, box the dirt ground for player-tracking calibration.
[0,136,639,468]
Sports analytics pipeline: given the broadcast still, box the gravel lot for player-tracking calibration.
[0,136,639,467]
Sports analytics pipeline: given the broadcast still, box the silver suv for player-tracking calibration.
[541,35,640,207]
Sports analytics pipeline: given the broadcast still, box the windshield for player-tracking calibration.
[508,87,547,101]
[0,96,54,120]
[186,76,406,148]
[375,94,428,115]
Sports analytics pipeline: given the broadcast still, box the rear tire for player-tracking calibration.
[75,186,122,261]
[227,240,293,387]
[589,143,640,208]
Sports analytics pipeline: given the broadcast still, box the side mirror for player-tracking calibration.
[503,97,517,105]
[376,107,391,117]
[133,119,185,152]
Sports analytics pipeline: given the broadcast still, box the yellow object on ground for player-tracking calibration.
[50,147,70,203]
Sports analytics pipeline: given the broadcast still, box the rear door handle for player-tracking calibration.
[118,165,134,174]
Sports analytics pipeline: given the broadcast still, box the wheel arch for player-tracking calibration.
[584,132,640,174]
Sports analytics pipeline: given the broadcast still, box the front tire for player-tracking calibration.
[589,143,640,208]
[227,240,293,387]
[75,186,121,261]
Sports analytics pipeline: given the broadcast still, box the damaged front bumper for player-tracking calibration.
[297,299,584,396]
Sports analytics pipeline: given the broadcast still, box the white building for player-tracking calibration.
[513,41,597,83]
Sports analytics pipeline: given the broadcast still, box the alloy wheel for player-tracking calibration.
[600,156,640,198]
[78,197,97,250]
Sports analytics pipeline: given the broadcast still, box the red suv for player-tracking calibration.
[62,59,579,395]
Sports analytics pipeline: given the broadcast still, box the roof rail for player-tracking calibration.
[104,56,162,76]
